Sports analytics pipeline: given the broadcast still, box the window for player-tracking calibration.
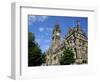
[82,60,87,63]
[54,56,56,60]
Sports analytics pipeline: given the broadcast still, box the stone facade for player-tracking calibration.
[46,21,88,65]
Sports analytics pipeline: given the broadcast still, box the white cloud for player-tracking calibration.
[46,27,52,32]
[43,45,50,51]
[45,39,51,43]
[28,16,36,26]
[45,32,49,36]
[39,27,44,32]
[35,38,41,43]
[38,16,48,22]
[28,16,48,25]
[46,28,49,31]
[38,27,52,33]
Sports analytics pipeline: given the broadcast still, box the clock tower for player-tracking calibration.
[52,24,61,50]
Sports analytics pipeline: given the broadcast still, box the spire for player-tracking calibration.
[76,20,80,28]
[76,20,81,31]
[55,17,60,25]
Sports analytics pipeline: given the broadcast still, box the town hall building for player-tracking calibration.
[46,21,88,65]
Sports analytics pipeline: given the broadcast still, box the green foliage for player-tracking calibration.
[28,32,43,66]
[41,53,46,63]
[28,32,35,42]
[60,47,75,65]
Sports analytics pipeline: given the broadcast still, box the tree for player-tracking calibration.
[28,32,42,66]
[41,52,46,63]
[60,47,75,65]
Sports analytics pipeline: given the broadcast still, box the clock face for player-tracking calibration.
[56,33,60,36]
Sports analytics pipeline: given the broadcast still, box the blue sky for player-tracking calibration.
[28,15,88,53]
